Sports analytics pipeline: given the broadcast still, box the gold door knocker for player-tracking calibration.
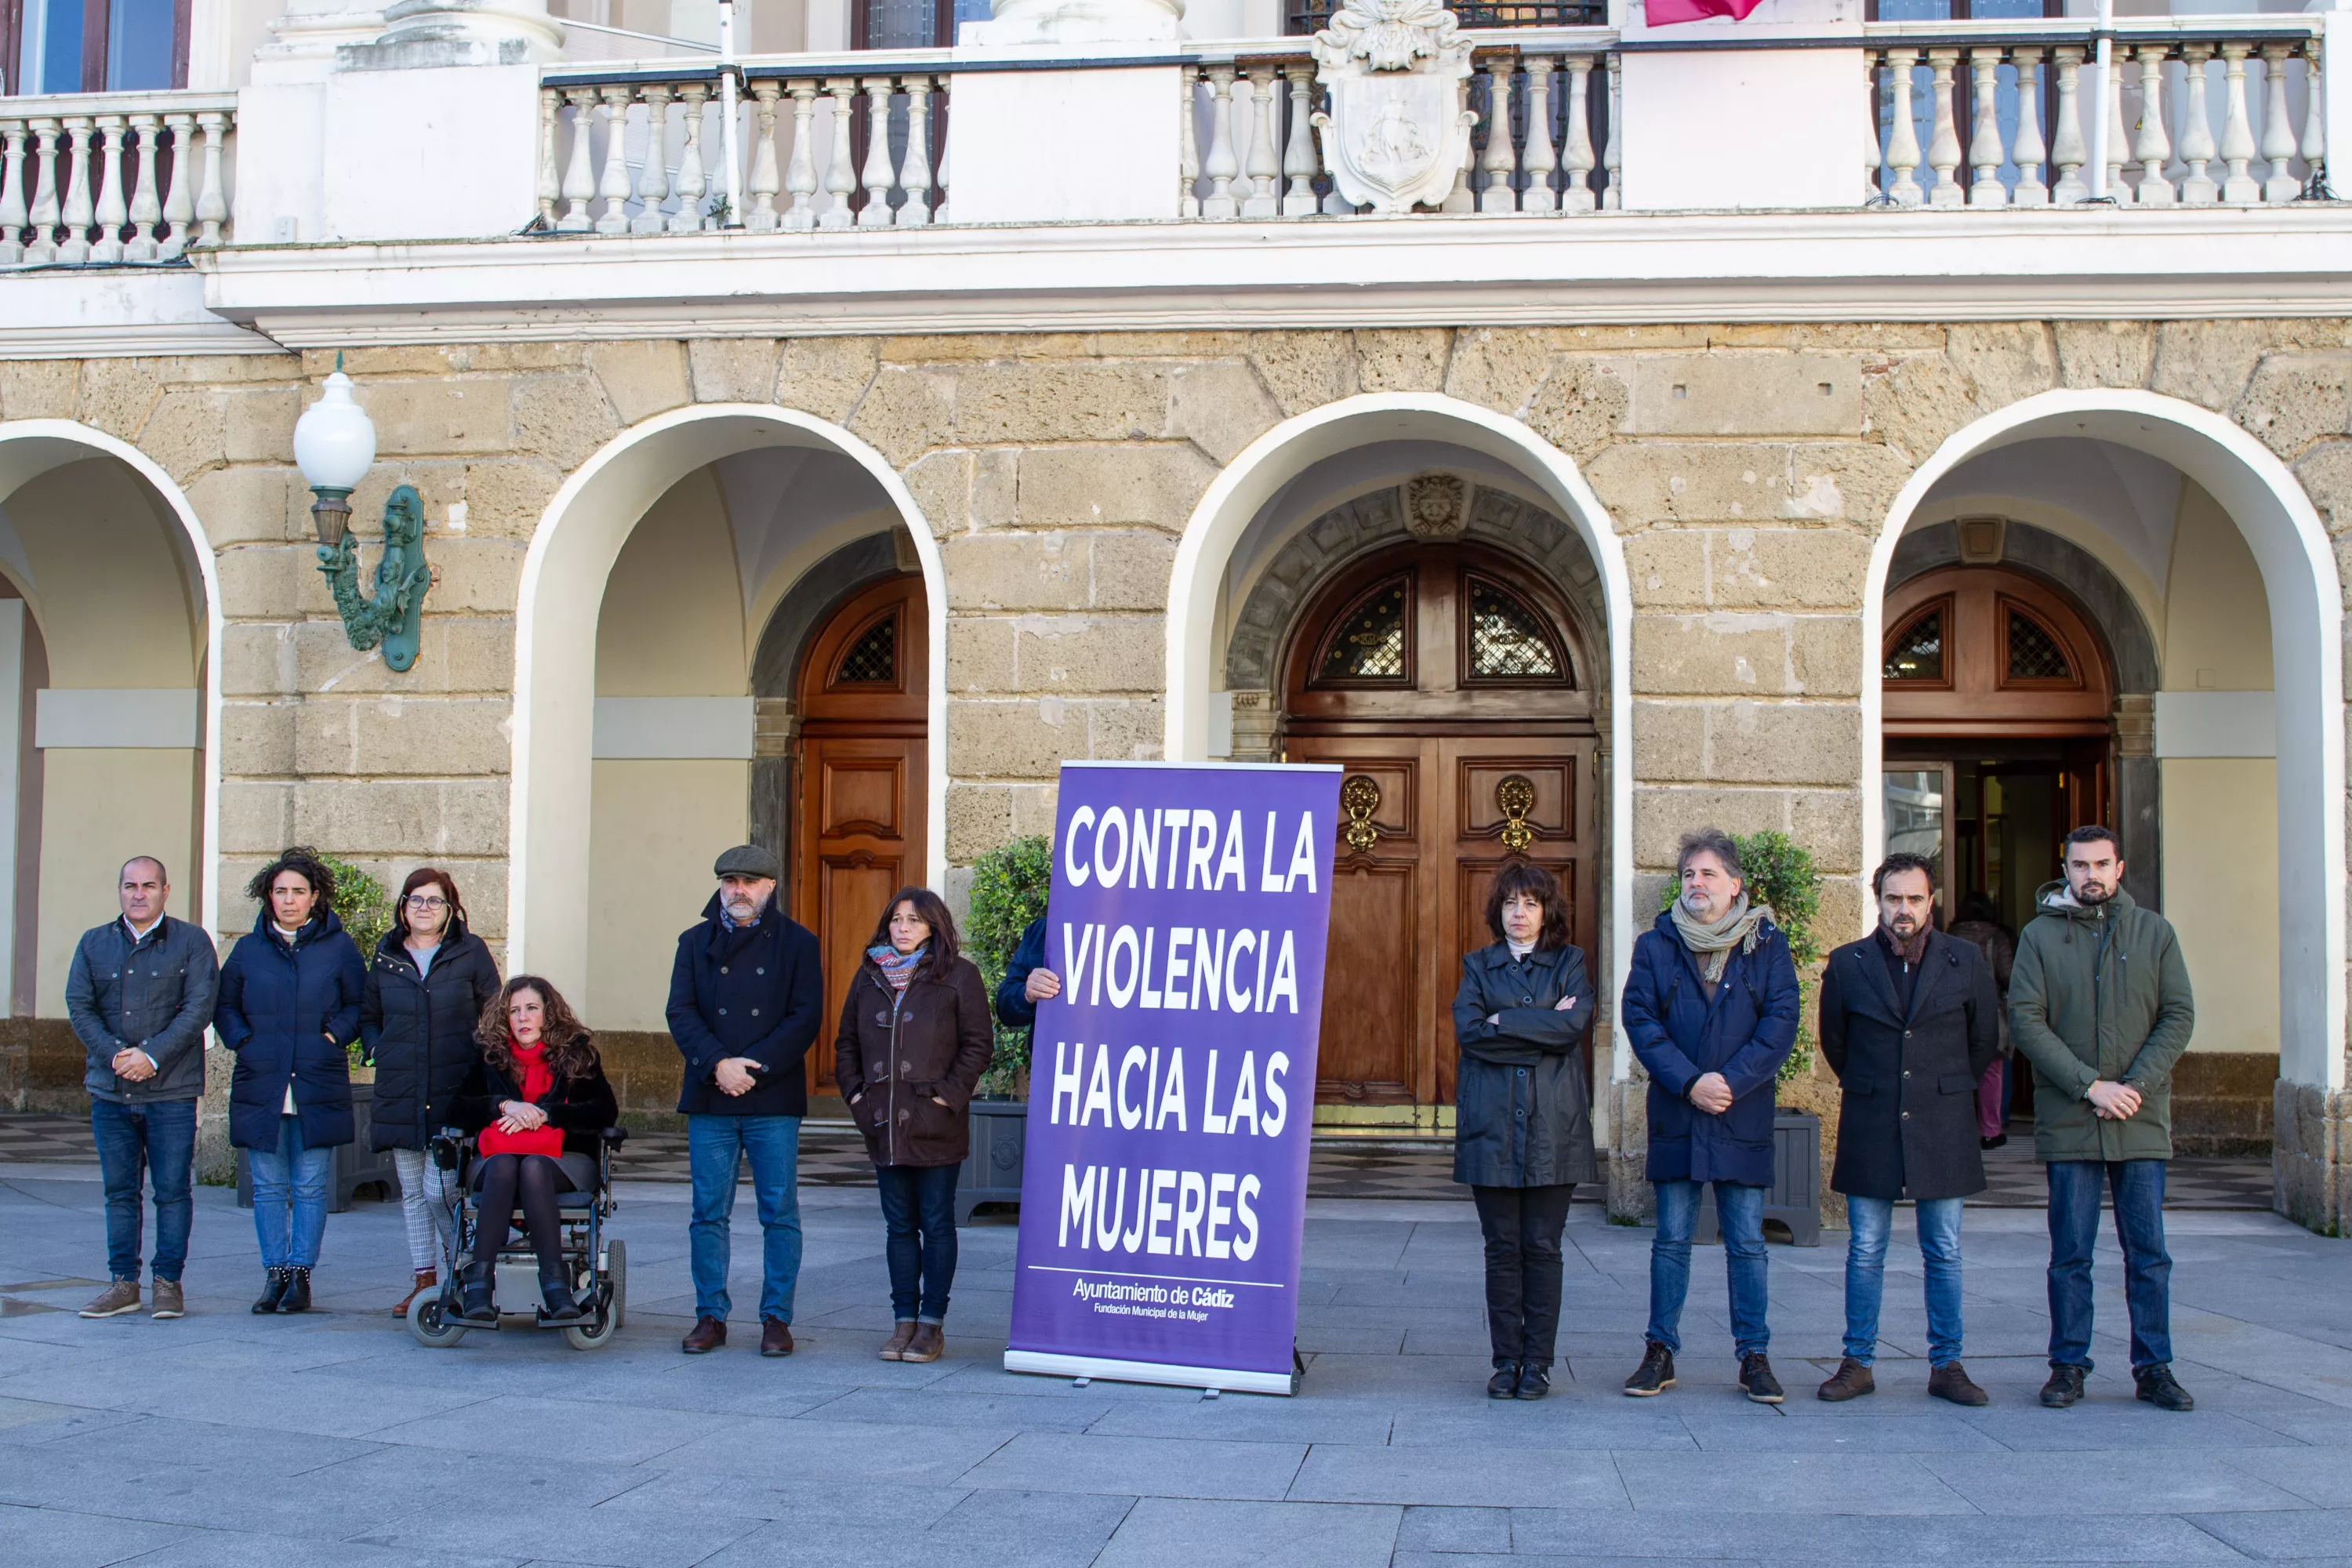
[1497,774,1537,854]
[1341,774,1382,853]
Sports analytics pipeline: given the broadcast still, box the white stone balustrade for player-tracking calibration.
[1180,40,1619,219]
[1867,22,2324,209]
[539,62,952,234]
[0,92,234,267]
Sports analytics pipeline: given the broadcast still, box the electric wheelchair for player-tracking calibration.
[406,1124,630,1352]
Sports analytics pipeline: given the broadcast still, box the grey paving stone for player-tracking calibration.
[1613,1450,1977,1515]
[1083,1392,1393,1446]
[1506,1508,2253,1561]
[926,1487,1137,1547]
[957,1431,1306,1500]
[2220,1447,2352,1508]
[1920,1449,2318,1514]
[653,1415,1014,1487]
[2182,1509,2352,1559]
[0,1501,199,1568]
[797,1387,1112,1431]
[357,1499,765,1568]
[690,1519,1106,1567]
[367,1392,737,1465]
[1385,1402,1699,1452]
[586,1472,968,1528]
[132,1534,527,1568]
[1677,1411,2010,1452]
[1959,1407,2308,1451]
[0,1397,143,1444]
[1094,1497,1403,1566]
[1395,1504,1511,1553]
[1287,1443,1629,1508]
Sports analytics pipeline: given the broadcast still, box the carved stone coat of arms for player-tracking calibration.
[1309,0,1475,214]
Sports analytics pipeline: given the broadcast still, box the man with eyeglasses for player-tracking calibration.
[68,856,219,1320]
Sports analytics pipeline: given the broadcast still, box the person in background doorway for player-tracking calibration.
[1948,892,2017,1150]
[1451,859,1595,1400]
[361,867,502,1319]
[1817,853,2001,1406]
[837,887,993,1365]
[214,847,365,1316]
[1619,828,1799,1404]
[668,844,824,1358]
[2011,825,2198,1412]
[68,856,219,1321]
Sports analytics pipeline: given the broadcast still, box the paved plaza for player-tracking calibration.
[2,1157,2350,1568]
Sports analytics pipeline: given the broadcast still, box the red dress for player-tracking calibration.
[477,1043,564,1159]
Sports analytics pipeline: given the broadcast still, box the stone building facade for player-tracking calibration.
[0,318,2344,1232]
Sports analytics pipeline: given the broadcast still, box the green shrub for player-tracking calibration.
[318,855,393,1063]
[965,835,1052,1098]
[1657,829,1824,1081]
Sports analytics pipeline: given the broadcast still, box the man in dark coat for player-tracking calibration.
[2009,825,2197,1412]
[993,915,1059,1029]
[1817,852,2000,1406]
[1619,828,1799,1404]
[67,855,218,1322]
[666,843,822,1359]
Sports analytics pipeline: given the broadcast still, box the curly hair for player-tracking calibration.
[1483,858,1571,951]
[476,975,599,1084]
[245,846,335,909]
[865,886,960,982]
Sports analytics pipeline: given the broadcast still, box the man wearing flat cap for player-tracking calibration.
[667,844,822,1358]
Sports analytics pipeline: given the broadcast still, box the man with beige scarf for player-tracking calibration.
[1618,828,1800,1403]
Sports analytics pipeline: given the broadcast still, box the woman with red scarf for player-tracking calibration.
[449,976,616,1326]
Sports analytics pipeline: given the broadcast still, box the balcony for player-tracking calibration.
[0,7,2343,351]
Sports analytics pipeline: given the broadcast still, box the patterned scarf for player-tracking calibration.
[1670,893,1775,985]
[1880,922,1929,967]
[869,942,927,991]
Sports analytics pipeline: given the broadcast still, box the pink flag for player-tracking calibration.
[1643,0,1766,23]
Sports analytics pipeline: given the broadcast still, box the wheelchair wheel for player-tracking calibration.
[605,1240,627,1330]
[563,1286,619,1352]
[408,1292,468,1348]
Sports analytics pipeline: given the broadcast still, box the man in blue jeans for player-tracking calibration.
[1619,829,1799,1403]
[67,856,219,1321]
[2009,826,2197,1411]
[1816,853,2001,1405]
[666,844,822,1358]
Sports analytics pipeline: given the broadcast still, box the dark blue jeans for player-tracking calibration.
[2047,1158,2172,1372]
[688,1114,801,1323]
[93,1098,196,1283]
[875,1163,960,1323]
[1648,1179,1769,1356]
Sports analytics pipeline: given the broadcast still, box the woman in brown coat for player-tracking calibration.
[834,886,993,1363]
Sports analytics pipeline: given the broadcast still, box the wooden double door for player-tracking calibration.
[1281,542,1599,1113]
[792,573,927,1100]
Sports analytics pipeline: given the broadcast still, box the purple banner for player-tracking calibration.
[1006,761,1341,1392]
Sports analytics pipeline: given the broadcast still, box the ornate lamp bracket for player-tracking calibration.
[314,483,432,672]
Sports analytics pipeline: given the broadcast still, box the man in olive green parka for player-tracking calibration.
[2009,824,2195,1413]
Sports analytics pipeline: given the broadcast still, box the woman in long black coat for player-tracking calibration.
[361,866,502,1318]
[215,847,365,1315]
[1450,860,1596,1402]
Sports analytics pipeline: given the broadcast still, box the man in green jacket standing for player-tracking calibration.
[2009,825,2196,1412]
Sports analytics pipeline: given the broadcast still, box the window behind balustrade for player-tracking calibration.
[1284,0,1604,31]
[2,0,189,94]
[1867,0,2065,203]
[858,0,993,49]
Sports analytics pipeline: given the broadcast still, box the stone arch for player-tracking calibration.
[1861,390,2347,1230]
[510,405,946,1003]
[0,421,223,949]
[1165,391,1635,1083]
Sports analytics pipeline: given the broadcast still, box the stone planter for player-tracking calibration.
[1694,1110,1823,1247]
[957,1097,1027,1224]
[236,1080,399,1214]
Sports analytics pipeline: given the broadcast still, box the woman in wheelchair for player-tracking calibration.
[448,976,617,1326]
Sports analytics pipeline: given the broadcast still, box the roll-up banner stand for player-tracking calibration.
[1005,760,1341,1396]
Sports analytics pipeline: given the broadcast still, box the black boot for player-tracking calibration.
[1486,1363,1521,1399]
[1515,1363,1552,1400]
[458,1261,497,1323]
[251,1267,290,1315]
[278,1267,312,1313]
[536,1269,586,1327]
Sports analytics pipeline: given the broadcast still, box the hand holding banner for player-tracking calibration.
[1005,761,1341,1395]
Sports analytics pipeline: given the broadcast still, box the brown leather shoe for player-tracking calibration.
[879,1320,916,1360]
[902,1322,944,1363]
[760,1319,794,1357]
[1817,1356,1876,1402]
[681,1315,727,1354]
[392,1269,436,1319]
[1929,1359,1990,1406]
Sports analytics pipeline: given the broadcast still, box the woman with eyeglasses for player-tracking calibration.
[360,868,502,1319]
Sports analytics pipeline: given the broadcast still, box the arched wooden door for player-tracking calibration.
[1281,542,1599,1120]
[793,573,927,1100]
[1882,562,2115,935]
